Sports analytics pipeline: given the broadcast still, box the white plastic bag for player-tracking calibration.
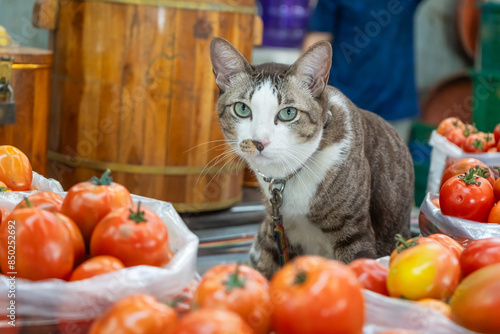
[419,192,500,245]
[0,173,199,327]
[426,131,500,194]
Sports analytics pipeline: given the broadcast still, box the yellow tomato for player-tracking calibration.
[387,243,460,301]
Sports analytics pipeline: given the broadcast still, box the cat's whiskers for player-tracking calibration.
[196,146,240,187]
[185,139,238,154]
[203,151,244,193]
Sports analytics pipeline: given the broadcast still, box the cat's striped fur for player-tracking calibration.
[210,37,414,279]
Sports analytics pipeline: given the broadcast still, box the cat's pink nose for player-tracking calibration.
[251,140,267,152]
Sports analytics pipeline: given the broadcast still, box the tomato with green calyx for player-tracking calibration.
[440,158,495,189]
[15,191,63,213]
[0,208,74,280]
[387,243,460,301]
[439,170,495,222]
[90,202,173,267]
[460,237,500,277]
[194,264,271,334]
[389,234,439,265]
[0,145,32,191]
[445,127,467,148]
[62,169,132,245]
[88,294,178,334]
[437,117,465,136]
[175,309,254,334]
[462,133,487,153]
[270,255,364,334]
[450,263,500,334]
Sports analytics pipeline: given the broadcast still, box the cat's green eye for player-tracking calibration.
[278,107,297,122]
[234,103,251,118]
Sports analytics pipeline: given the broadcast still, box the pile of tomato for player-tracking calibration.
[0,145,174,283]
[437,117,500,153]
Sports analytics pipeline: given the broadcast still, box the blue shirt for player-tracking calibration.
[308,0,420,121]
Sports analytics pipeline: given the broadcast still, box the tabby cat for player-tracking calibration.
[209,37,414,279]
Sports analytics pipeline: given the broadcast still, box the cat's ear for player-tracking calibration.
[289,41,332,97]
[210,37,252,92]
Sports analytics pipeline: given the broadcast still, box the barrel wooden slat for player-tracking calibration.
[48,0,252,211]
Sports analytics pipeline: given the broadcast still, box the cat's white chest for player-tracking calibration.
[257,143,348,258]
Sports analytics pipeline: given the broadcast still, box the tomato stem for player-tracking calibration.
[458,169,481,186]
[128,202,147,223]
[472,139,484,150]
[0,186,7,192]
[90,169,113,186]
[294,271,307,285]
[224,264,246,292]
[23,197,32,208]
[470,165,490,179]
[394,234,419,254]
[166,296,187,308]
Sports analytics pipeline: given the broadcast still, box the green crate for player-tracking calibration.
[472,71,500,132]
[409,122,436,206]
[478,2,500,71]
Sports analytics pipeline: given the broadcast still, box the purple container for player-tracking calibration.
[260,0,311,48]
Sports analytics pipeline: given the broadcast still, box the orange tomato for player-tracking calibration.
[0,207,11,227]
[493,177,500,203]
[175,309,254,334]
[450,264,500,333]
[62,169,132,244]
[387,243,461,301]
[426,233,463,259]
[416,298,451,319]
[437,117,465,136]
[270,256,364,334]
[194,264,271,334]
[14,191,64,213]
[0,145,32,191]
[88,294,178,334]
[90,203,173,267]
[54,213,86,266]
[348,258,389,296]
[69,255,125,281]
[488,201,500,224]
[0,208,74,280]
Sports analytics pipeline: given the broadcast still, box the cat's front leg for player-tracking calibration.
[249,218,283,280]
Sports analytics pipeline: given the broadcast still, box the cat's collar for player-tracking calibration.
[255,167,303,186]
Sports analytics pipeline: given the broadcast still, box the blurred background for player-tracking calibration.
[1,0,499,271]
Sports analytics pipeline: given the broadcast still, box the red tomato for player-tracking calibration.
[462,133,487,153]
[69,255,125,281]
[437,117,465,136]
[62,169,132,244]
[426,233,463,259]
[387,243,461,301]
[493,176,500,203]
[416,298,451,319]
[440,158,495,189]
[348,258,389,296]
[439,171,495,222]
[460,237,500,277]
[88,294,178,334]
[175,309,254,334]
[0,145,32,191]
[14,192,64,213]
[483,132,496,150]
[494,123,500,144]
[54,213,86,265]
[270,256,364,334]
[450,263,500,333]
[194,264,271,334]
[445,127,466,147]
[0,208,74,280]
[90,203,173,267]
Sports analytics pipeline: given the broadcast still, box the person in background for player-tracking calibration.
[303,0,422,143]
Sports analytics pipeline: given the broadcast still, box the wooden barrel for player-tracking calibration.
[0,47,52,175]
[420,73,473,125]
[39,0,256,212]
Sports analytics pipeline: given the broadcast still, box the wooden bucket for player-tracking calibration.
[0,47,52,175]
[35,0,257,212]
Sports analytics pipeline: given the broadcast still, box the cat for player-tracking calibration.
[209,37,414,279]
